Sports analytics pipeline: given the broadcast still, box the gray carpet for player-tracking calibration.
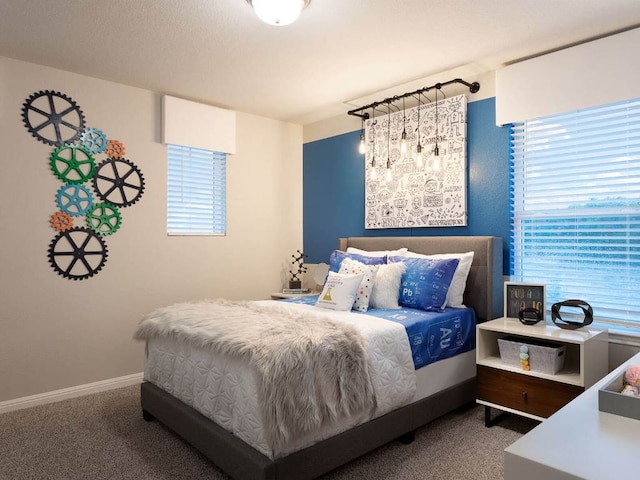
[0,385,537,480]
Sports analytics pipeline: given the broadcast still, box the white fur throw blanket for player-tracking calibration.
[134,299,376,451]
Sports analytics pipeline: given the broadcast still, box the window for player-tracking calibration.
[510,97,640,332]
[167,144,226,235]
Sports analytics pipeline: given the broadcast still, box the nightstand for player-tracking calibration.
[476,317,608,426]
[270,292,318,300]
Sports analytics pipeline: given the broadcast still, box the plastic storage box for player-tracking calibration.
[498,335,566,374]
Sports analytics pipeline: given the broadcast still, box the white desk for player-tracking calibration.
[504,351,640,480]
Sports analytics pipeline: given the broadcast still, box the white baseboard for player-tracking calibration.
[0,372,144,415]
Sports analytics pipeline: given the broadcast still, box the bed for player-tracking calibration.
[138,236,503,480]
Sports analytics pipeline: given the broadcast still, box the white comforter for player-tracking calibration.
[143,300,416,459]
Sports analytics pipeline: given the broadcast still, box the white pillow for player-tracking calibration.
[338,258,380,312]
[370,262,406,309]
[315,272,364,311]
[404,251,474,308]
[346,246,408,257]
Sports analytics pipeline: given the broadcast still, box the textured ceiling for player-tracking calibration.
[1,0,639,125]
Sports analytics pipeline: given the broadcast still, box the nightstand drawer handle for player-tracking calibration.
[522,391,528,401]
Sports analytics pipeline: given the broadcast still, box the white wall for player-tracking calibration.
[0,57,303,403]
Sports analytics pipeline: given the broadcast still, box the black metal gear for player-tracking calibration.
[22,90,86,146]
[92,157,145,207]
[48,227,108,280]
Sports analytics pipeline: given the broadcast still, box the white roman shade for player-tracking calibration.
[496,27,640,126]
[162,95,236,154]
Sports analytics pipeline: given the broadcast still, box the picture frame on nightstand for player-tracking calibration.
[504,282,546,319]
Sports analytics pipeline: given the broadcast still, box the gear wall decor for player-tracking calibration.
[48,227,108,280]
[86,202,122,235]
[22,90,86,146]
[23,89,146,280]
[49,144,96,184]
[92,157,145,207]
[80,128,108,154]
[56,184,94,216]
[50,211,74,232]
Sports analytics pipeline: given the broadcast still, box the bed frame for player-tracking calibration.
[141,236,503,480]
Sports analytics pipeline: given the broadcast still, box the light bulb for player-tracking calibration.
[400,130,407,154]
[251,0,306,26]
[358,133,365,154]
[385,168,392,183]
[369,167,377,181]
[433,156,440,171]
[415,143,423,168]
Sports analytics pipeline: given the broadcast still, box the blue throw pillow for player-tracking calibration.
[328,250,386,273]
[389,256,460,312]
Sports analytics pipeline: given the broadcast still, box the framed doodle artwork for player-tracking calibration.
[364,94,467,229]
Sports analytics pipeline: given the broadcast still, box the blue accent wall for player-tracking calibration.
[303,97,510,274]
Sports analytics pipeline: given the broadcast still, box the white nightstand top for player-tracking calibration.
[480,317,607,344]
[270,292,318,299]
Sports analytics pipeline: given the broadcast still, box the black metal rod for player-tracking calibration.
[347,78,480,120]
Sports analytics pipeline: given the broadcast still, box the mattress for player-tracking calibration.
[284,296,476,369]
[143,300,476,459]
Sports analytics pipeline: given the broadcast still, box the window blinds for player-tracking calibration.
[510,97,640,330]
[167,144,226,235]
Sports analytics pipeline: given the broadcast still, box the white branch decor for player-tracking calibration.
[364,94,467,229]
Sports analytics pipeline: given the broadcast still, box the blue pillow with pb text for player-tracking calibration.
[389,256,460,312]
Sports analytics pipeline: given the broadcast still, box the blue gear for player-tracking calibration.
[56,183,94,217]
[80,128,108,154]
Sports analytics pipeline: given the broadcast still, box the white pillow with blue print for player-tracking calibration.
[315,272,364,311]
[338,258,380,312]
[388,256,460,312]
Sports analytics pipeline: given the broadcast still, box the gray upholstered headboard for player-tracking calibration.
[338,236,503,322]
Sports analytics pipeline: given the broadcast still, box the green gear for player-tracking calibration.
[85,202,122,235]
[49,144,95,184]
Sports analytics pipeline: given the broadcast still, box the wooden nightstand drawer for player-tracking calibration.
[477,365,584,418]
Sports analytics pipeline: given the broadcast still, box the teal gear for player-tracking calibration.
[86,202,122,235]
[80,128,108,154]
[50,144,95,184]
[56,183,94,216]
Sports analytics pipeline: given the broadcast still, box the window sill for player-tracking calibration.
[606,329,640,348]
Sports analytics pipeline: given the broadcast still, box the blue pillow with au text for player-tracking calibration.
[389,256,460,312]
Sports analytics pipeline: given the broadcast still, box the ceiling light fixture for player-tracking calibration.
[247,0,311,26]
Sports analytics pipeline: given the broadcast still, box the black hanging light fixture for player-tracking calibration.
[415,93,423,169]
[368,107,377,181]
[358,115,366,154]
[385,104,392,183]
[400,97,407,155]
[433,85,441,171]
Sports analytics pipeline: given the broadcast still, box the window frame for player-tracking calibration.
[509,97,640,335]
[166,144,227,236]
